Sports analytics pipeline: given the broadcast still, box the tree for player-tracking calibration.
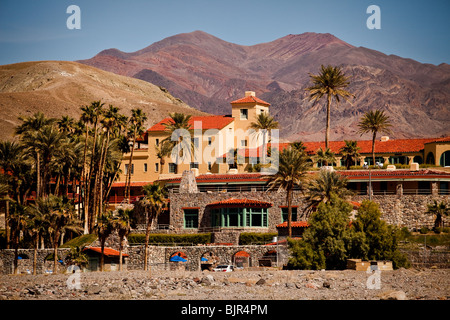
[27,203,48,275]
[357,109,392,166]
[267,147,311,237]
[250,112,279,164]
[288,196,355,270]
[154,140,172,174]
[426,200,449,229]
[140,182,167,271]
[304,170,353,214]
[8,202,28,274]
[114,208,132,271]
[161,112,194,173]
[42,195,82,273]
[95,210,115,272]
[315,147,335,167]
[307,65,354,149]
[124,108,147,202]
[340,140,361,170]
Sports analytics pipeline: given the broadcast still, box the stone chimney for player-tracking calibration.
[245,91,256,97]
[179,170,198,193]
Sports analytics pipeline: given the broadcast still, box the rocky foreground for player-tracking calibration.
[0,268,448,301]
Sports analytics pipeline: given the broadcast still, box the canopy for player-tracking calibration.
[201,257,208,261]
[170,255,187,262]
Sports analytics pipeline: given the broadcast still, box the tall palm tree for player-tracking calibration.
[124,108,147,202]
[267,147,311,237]
[154,140,172,174]
[27,203,48,275]
[307,65,354,149]
[140,182,167,270]
[340,140,361,170]
[250,113,279,165]
[426,200,449,229]
[304,170,354,214]
[357,109,392,166]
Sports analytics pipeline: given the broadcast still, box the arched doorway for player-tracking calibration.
[200,251,219,271]
[426,152,435,165]
[440,151,450,167]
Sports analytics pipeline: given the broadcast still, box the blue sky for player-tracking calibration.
[0,0,449,66]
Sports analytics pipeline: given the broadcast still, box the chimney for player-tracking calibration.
[380,136,389,142]
[245,91,256,97]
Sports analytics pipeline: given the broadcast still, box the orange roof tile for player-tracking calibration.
[83,247,129,257]
[147,115,234,132]
[234,250,250,257]
[230,95,270,106]
[207,198,273,208]
[276,221,309,228]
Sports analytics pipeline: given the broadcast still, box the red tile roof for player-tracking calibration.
[83,247,129,257]
[276,221,309,228]
[272,138,447,155]
[230,96,270,106]
[111,181,149,188]
[161,173,266,184]
[339,169,450,180]
[147,115,234,132]
[207,198,273,208]
[234,250,251,257]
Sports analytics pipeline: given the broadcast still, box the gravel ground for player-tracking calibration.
[0,268,448,300]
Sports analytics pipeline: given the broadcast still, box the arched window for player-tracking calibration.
[440,150,450,167]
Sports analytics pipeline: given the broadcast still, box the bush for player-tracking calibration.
[127,233,211,245]
[434,227,443,234]
[419,227,429,234]
[443,227,450,234]
[239,232,278,245]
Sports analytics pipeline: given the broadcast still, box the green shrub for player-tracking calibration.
[239,232,278,245]
[434,227,443,234]
[419,227,429,234]
[443,227,450,234]
[127,233,211,245]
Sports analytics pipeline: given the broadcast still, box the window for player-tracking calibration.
[155,163,159,172]
[190,162,199,169]
[281,207,298,223]
[212,207,268,228]
[240,109,248,120]
[184,209,199,228]
[169,163,177,174]
[144,163,148,172]
[155,138,159,146]
[208,137,212,146]
[241,139,248,147]
[124,164,134,175]
[208,162,212,171]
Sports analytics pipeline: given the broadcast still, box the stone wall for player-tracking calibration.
[127,244,289,272]
[353,195,449,230]
[169,190,449,233]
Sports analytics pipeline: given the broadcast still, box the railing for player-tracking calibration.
[169,184,303,193]
[108,195,144,204]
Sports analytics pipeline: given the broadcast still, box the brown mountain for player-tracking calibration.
[79,30,450,141]
[0,60,206,141]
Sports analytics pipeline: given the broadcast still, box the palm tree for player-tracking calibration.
[290,141,307,154]
[8,202,28,274]
[140,182,167,270]
[340,140,361,170]
[42,195,82,273]
[114,208,132,271]
[357,110,392,166]
[95,210,115,271]
[27,202,48,275]
[250,113,279,164]
[124,108,147,202]
[307,65,354,149]
[15,112,54,199]
[266,147,311,237]
[304,170,354,214]
[426,200,449,229]
[315,147,336,167]
[161,112,194,172]
[155,140,172,174]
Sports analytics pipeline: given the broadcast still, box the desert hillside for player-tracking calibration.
[0,60,206,140]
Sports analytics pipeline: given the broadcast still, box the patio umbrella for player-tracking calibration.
[170,255,187,262]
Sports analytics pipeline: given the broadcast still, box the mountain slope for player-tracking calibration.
[0,60,206,140]
[79,30,450,141]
